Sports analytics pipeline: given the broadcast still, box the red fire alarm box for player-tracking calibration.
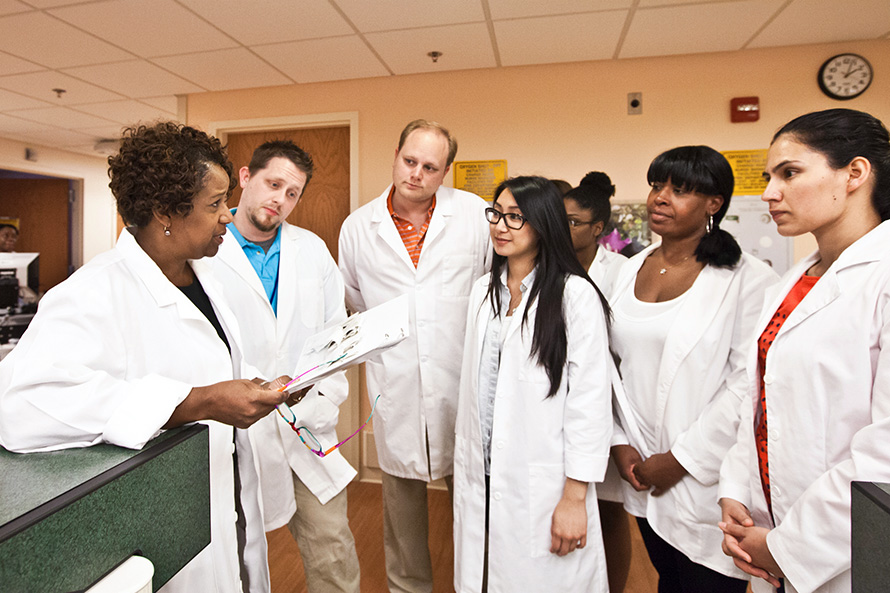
[731,97,760,122]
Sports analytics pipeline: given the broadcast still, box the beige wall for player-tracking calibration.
[188,39,890,260]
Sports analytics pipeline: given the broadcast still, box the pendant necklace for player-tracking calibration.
[657,249,692,275]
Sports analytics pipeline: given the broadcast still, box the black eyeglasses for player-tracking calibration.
[485,207,527,230]
[567,219,596,228]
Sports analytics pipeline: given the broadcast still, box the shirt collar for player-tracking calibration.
[227,208,282,249]
[386,186,437,222]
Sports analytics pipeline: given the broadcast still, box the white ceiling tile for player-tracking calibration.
[0,51,44,76]
[6,105,117,128]
[334,0,484,32]
[620,0,778,58]
[137,95,179,114]
[0,88,52,110]
[0,11,134,68]
[496,11,628,66]
[152,48,293,92]
[76,123,127,139]
[49,0,238,57]
[72,99,176,125]
[16,126,95,146]
[749,0,890,48]
[178,0,353,46]
[0,70,125,104]
[252,36,389,83]
[0,113,56,134]
[366,23,496,75]
[0,0,30,16]
[63,60,206,97]
[488,0,630,20]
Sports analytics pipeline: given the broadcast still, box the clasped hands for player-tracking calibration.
[611,445,687,496]
[718,498,784,588]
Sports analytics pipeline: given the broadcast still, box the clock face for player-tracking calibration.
[818,54,873,100]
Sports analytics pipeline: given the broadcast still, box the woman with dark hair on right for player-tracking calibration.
[719,108,890,593]
[610,145,778,592]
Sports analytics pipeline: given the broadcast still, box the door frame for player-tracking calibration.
[207,112,362,470]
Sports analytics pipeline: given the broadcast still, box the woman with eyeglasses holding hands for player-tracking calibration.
[452,176,612,592]
[719,109,890,593]
[609,146,778,593]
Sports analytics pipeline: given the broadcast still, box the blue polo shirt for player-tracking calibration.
[227,214,281,315]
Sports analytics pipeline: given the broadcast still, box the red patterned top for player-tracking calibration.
[387,187,436,268]
[756,274,819,516]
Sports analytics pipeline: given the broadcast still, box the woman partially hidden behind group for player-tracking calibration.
[720,109,890,593]
[0,122,293,592]
[453,176,613,592]
[610,145,778,592]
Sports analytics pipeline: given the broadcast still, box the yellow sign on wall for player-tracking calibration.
[453,160,508,201]
[722,149,768,196]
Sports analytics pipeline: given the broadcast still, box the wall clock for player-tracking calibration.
[818,53,873,100]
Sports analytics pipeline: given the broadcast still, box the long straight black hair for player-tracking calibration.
[485,176,611,397]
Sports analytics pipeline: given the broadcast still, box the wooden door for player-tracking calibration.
[0,177,70,292]
[226,127,350,261]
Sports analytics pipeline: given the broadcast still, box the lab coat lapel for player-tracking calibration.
[422,188,451,249]
[116,229,206,324]
[276,225,299,335]
[370,187,415,272]
[217,228,270,306]
[654,265,734,442]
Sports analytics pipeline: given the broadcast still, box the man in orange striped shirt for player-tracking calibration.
[339,120,490,593]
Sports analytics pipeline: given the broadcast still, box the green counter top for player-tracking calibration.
[0,424,211,592]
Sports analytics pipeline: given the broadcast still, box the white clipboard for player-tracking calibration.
[282,294,410,394]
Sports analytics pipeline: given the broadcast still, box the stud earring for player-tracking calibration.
[164,226,171,236]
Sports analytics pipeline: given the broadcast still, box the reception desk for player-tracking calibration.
[0,424,210,592]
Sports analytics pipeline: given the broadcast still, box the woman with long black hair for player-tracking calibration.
[610,146,777,592]
[719,108,890,593]
[452,176,612,592]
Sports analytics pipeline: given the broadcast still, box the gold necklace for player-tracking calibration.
[657,249,692,275]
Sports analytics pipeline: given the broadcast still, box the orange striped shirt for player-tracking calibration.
[387,187,436,268]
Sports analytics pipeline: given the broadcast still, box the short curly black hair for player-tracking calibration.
[109,122,236,228]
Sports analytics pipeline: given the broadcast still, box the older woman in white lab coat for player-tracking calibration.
[719,109,890,593]
[0,123,291,593]
[453,176,612,593]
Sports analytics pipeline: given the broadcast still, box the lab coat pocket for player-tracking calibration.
[528,464,564,558]
[441,255,475,297]
[297,276,324,328]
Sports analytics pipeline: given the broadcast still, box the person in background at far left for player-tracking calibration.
[0,223,18,252]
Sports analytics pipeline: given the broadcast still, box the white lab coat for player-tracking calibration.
[611,245,777,577]
[0,229,270,593]
[719,221,890,593]
[211,222,356,530]
[338,185,490,480]
[453,273,612,593]
[589,246,626,299]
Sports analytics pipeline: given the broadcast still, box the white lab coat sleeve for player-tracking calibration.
[765,295,890,593]
[0,282,191,453]
[717,396,755,509]
[671,260,777,486]
[563,278,613,483]
[338,217,367,313]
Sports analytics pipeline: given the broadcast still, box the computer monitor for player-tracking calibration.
[0,252,39,293]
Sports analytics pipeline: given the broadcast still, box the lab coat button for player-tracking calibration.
[763,374,774,385]
[230,443,236,455]
[772,485,781,498]
[493,492,502,501]
[496,441,504,449]
[421,355,429,362]
[771,428,781,441]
